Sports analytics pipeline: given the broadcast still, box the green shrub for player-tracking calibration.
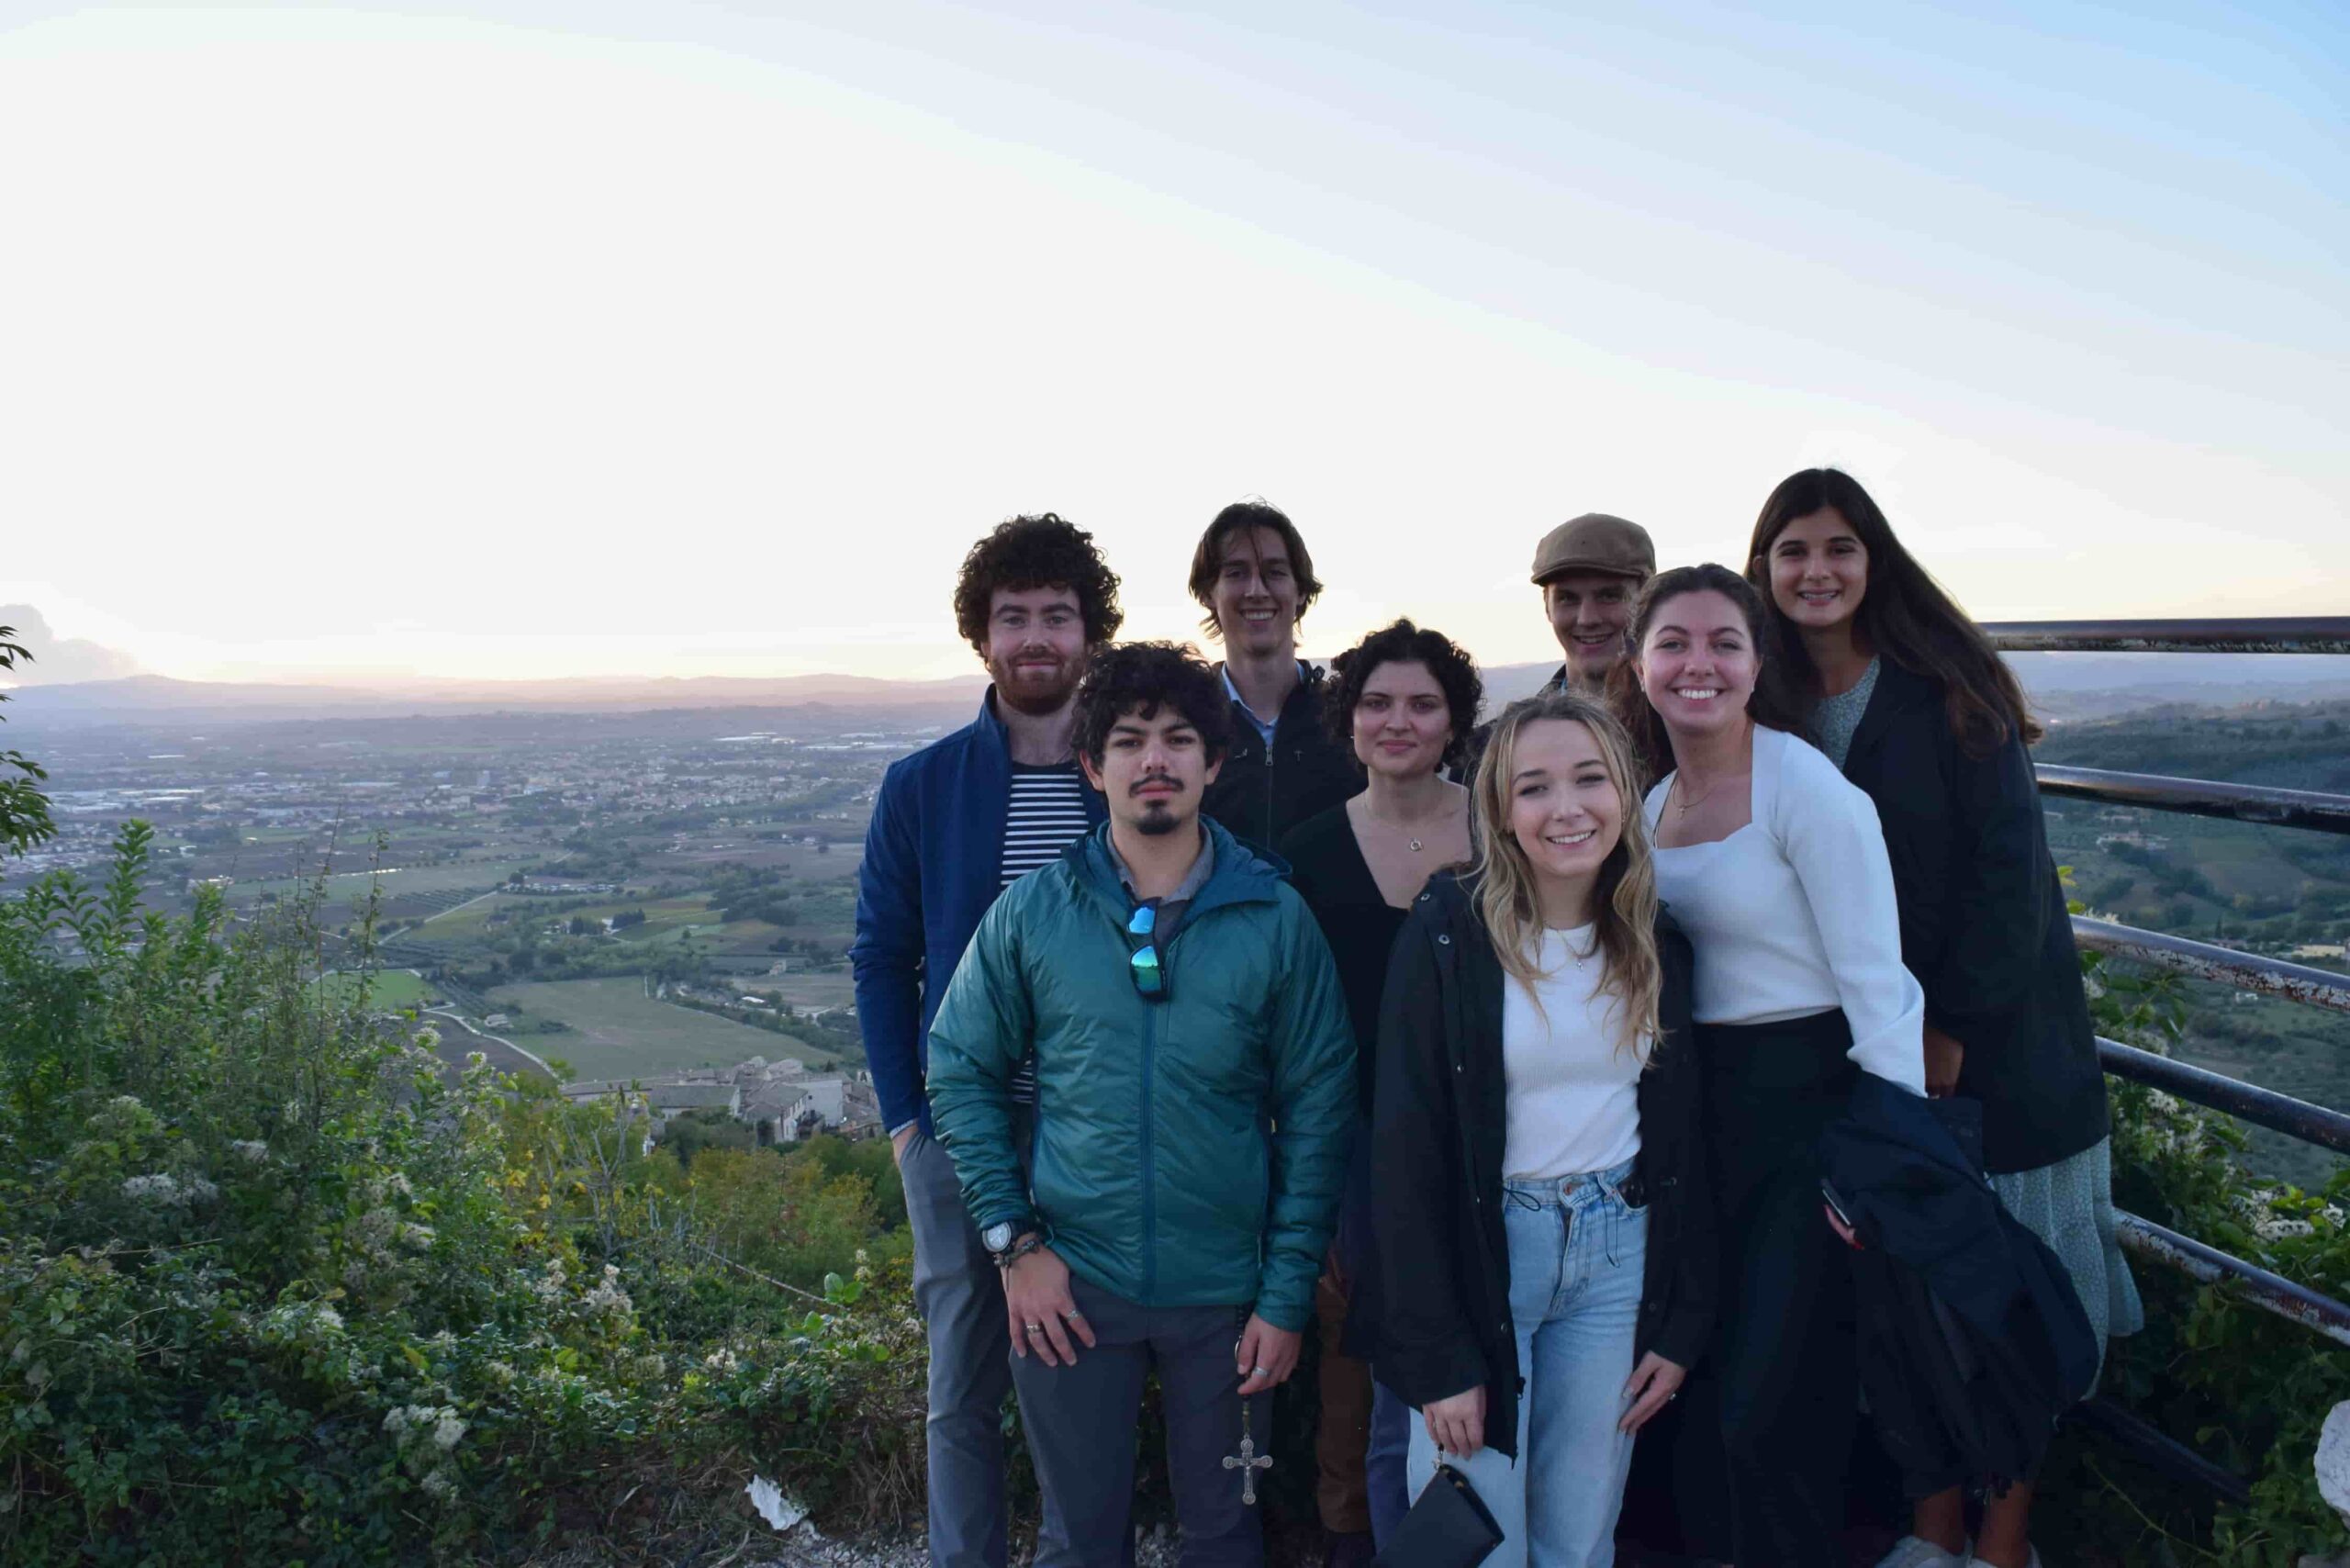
[0,825,925,1564]
[2042,945,2350,1568]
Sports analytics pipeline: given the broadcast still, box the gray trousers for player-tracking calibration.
[1011,1274,1270,1568]
[902,1128,1013,1568]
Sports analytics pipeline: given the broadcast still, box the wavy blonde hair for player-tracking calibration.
[1472,691,1662,1061]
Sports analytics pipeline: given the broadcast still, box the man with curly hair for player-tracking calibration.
[1188,500,1360,848]
[928,642,1355,1568]
[851,513,1123,1568]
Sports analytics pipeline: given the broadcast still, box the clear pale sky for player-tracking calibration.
[3,1,2343,684]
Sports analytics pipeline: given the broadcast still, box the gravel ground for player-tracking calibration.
[744,1524,1186,1567]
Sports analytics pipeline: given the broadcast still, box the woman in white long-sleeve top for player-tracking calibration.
[1617,562,1927,1568]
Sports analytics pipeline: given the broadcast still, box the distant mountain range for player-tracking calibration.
[6,654,2346,730]
[0,671,992,727]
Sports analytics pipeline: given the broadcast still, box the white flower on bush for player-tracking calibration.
[261,1300,347,1344]
[531,1259,567,1301]
[420,1468,457,1502]
[120,1171,216,1208]
[702,1347,742,1374]
[229,1139,269,1163]
[386,1403,462,1452]
[400,1222,437,1250]
[580,1263,632,1322]
[412,1025,442,1052]
[352,1205,399,1253]
[122,1173,184,1205]
[88,1094,152,1138]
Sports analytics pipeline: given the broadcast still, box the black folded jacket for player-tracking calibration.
[1820,1077,2098,1495]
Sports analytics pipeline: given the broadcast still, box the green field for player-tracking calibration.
[486,977,846,1077]
[768,969,858,1011]
[314,969,439,1011]
[222,858,535,913]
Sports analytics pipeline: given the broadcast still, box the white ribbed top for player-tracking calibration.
[1644,725,1926,1094]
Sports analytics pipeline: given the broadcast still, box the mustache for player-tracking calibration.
[1129,774,1185,798]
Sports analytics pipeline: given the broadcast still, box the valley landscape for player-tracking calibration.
[7,651,2348,1180]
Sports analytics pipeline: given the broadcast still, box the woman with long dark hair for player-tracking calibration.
[1371,691,1716,1568]
[1280,619,1483,1562]
[1748,469,2141,1568]
[1627,563,1927,1567]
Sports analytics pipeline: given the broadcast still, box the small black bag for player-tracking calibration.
[1371,1461,1503,1568]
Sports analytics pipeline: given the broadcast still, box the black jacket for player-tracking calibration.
[1841,658,2109,1174]
[1369,873,1717,1459]
[1821,1075,2098,1494]
[1202,665,1360,851]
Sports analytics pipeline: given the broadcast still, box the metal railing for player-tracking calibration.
[1982,617,2350,1498]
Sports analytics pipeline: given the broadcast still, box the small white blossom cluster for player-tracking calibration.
[259,1299,347,1344]
[701,1347,742,1375]
[384,1404,466,1504]
[121,1172,218,1208]
[580,1264,633,1324]
[2240,1183,2345,1244]
[84,1095,156,1143]
[385,1403,467,1453]
[229,1139,270,1164]
[411,1025,442,1053]
[531,1258,568,1302]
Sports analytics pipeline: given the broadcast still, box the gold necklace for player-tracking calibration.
[1670,771,1719,816]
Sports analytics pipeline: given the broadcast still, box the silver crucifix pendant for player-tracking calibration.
[1223,1397,1272,1506]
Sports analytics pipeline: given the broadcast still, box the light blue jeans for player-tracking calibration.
[1406,1159,1648,1568]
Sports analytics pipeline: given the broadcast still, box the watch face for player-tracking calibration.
[982,1222,1016,1253]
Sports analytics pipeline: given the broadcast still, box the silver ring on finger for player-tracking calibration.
[1250,1365,1268,1376]
[1024,1322,1044,1334]
[1061,1308,1085,1321]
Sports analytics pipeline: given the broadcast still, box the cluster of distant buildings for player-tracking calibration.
[560,1054,881,1148]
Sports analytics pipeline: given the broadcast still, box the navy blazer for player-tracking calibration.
[848,690,1108,1137]
[1840,657,2108,1173]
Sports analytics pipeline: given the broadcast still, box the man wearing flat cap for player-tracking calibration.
[1528,511,1656,696]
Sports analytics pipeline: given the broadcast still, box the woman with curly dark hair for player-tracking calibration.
[1276,618,1482,1564]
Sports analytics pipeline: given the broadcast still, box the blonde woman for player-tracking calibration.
[1371,691,1716,1568]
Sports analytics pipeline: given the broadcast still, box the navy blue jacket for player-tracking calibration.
[848,690,1108,1137]
[1821,1075,2098,1493]
[1841,658,2108,1173]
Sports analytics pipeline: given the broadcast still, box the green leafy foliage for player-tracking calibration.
[0,627,55,857]
[2044,934,2350,1568]
[0,825,925,1565]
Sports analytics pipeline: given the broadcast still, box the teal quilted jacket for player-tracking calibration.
[925,818,1355,1331]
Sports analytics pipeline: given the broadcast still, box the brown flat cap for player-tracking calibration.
[1530,512,1655,584]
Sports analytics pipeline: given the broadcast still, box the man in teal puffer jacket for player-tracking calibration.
[928,641,1357,1568]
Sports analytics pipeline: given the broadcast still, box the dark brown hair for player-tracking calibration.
[1186,500,1325,639]
[1746,469,2040,756]
[1071,642,1234,768]
[1323,619,1484,770]
[952,513,1124,656]
[1605,564,1811,784]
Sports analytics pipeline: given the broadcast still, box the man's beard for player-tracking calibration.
[990,651,1080,716]
[1136,802,1183,836]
